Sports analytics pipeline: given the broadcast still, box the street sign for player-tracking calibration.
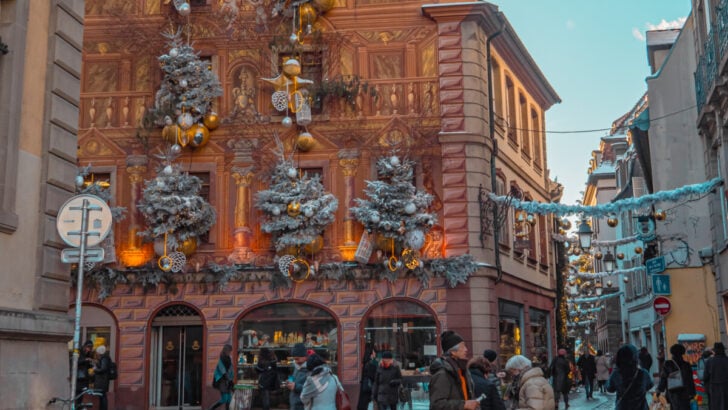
[61,247,105,263]
[56,194,112,248]
[652,274,671,295]
[645,256,666,275]
[653,296,672,316]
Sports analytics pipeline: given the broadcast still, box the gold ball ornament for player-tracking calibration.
[203,112,220,131]
[299,3,318,25]
[571,247,581,256]
[634,246,643,254]
[607,215,619,227]
[594,251,603,260]
[312,0,336,12]
[559,228,566,235]
[162,124,182,145]
[282,59,302,78]
[296,131,316,152]
[178,237,198,256]
[187,123,210,148]
[303,235,324,254]
[654,209,666,221]
[617,252,625,260]
[561,219,572,230]
[287,201,302,217]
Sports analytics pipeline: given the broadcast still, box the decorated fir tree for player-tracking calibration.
[137,163,216,252]
[154,29,222,128]
[350,154,436,250]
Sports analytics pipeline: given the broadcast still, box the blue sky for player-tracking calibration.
[494,1,691,206]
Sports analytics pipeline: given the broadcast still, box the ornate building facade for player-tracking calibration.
[74,1,561,409]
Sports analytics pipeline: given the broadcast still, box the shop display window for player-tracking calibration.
[363,300,437,371]
[498,300,524,363]
[529,308,550,360]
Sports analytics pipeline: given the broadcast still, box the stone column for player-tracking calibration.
[229,166,255,263]
[338,149,359,260]
[120,155,150,267]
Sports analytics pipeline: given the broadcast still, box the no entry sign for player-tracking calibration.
[653,296,672,316]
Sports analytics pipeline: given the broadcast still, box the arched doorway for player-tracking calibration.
[149,304,204,409]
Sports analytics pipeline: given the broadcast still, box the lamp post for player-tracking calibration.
[577,219,593,251]
[603,250,615,274]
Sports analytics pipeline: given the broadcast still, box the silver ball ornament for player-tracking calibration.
[287,168,298,179]
[404,202,417,215]
[390,156,400,166]
[177,2,191,16]
[272,207,281,216]
[163,165,174,175]
[371,213,380,224]
[75,175,85,188]
[180,79,188,88]
[169,48,178,58]
[282,116,293,128]
[289,32,299,44]
[170,144,182,155]
[304,207,314,218]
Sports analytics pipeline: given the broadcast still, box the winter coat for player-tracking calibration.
[657,359,695,410]
[93,354,112,392]
[639,351,653,373]
[606,367,653,410]
[372,363,402,406]
[213,355,234,396]
[549,356,571,394]
[256,358,280,391]
[357,358,377,410]
[577,354,596,380]
[429,357,475,410]
[595,355,610,382]
[515,367,554,410]
[301,364,338,410]
[469,368,506,410]
[704,354,728,410]
[290,364,310,410]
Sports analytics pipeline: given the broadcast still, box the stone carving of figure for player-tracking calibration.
[232,67,258,117]
[422,225,444,259]
[423,82,435,115]
[407,82,416,114]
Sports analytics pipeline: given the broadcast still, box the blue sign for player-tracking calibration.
[652,274,671,295]
[646,256,666,275]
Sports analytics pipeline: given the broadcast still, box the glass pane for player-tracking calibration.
[161,327,181,407]
[499,301,523,362]
[183,327,203,406]
[529,309,549,360]
[84,326,111,350]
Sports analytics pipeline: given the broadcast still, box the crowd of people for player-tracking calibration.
[207,334,728,410]
[72,340,113,410]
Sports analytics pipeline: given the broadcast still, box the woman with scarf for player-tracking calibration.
[504,355,554,410]
[429,331,481,410]
[209,344,234,410]
[656,344,695,410]
[606,344,653,410]
[301,353,338,410]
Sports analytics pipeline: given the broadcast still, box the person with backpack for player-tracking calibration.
[92,345,112,410]
[210,344,234,410]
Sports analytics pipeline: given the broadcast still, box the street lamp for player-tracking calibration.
[577,219,593,251]
[595,281,603,296]
[603,250,616,273]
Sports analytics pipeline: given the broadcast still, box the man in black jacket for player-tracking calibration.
[549,348,571,409]
[372,351,402,410]
[577,349,597,400]
[429,331,481,410]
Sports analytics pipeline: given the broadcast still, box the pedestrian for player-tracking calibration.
[606,344,653,410]
[638,346,653,374]
[256,347,280,410]
[696,347,713,382]
[210,344,234,410]
[429,330,481,410]
[656,343,695,410]
[73,340,95,402]
[549,348,571,409]
[467,356,506,410]
[504,355,554,410]
[300,353,338,410]
[703,342,728,410]
[372,351,402,410]
[483,349,505,395]
[595,350,610,394]
[357,346,378,410]
[576,348,596,399]
[92,345,112,410]
[286,343,309,410]
[656,345,666,375]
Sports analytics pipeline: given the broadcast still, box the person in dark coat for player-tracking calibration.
[576,349,597,400]
[92,345,112,410]
[704,342,728,410]
[357,346,378,410]
[467,356,505,410]
[429,331,481,410]
[73,340,95,403]
[656,344,695,410]
[482,349,504,394]
[256,347,280,410]
[210,344,234,410]
[285,343,309,410]
[372,351,402,410]
[638,347,653,374]
[606,344,653,410]
[549,348,571,409]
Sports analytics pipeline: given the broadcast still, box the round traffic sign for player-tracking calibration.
[56,194,113,248]
[653,296,671,316]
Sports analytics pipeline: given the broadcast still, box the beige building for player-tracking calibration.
[0,0,83,407]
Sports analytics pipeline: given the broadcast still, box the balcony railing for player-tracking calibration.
[695,0,728,113]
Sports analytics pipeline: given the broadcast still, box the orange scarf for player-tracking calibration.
[458,369,469,400]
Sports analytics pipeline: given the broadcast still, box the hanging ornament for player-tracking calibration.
[177,112,194,130]
[203,112,220,130]
[169,251,187,272]
[75,175,85,188]
[278,255,296,277]
[163,165,174,175]
[187,123,210,148]
[387,254,399,272]
[295,98,312,125]
[303,206,314,218]
[180,79,188,88]
[169,48,179,58]
[287,167,298,179]
[623,277,630,283]
[162,124,182,145]
[170,143,182,155]
[281,116,293,128]
[607,214,619,227]
[617,252,625,260]
[178,237,198,256]
[606,280,613,287]
[404,202,417,215]
[527,214,536,226]
[272,207,281,216]
[312,0,335,13]
[299,3,318,27]
[405,229,425,250]
[296,131,316,152]
[560,219,572,230]
[390,156,400,166]
[594,251,603,260]
[289,257,310,282]
[371,213,380,224]
[177,2,191,16]
[571,247,581,256]
[401,248,420,270]
[634,246,643,254]
[654,209,666,221]
[271,91,289,111]
[287,201,301,217]
[289,32,299,44]
[303,235,324,254]
[158,255,172,271]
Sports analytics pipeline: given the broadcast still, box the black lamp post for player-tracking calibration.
[577,220,593,251]
[603,250,616,274]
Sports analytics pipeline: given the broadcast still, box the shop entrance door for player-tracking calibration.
[151,316,203,409]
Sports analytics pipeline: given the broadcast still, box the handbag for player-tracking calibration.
[334,376,352,410]
[667,360,684,391]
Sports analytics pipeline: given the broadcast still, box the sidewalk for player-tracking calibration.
[559,388,656,410]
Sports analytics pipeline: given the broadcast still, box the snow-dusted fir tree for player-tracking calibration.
[350,154,436,248]
[137,162,216,251]
[154,29,222,127]
[255,153,338,252]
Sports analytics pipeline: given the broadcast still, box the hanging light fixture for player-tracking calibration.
[603,250,616,274]
[577,219,593,251]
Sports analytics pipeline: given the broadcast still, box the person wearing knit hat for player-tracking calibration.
[549,348,572,409]
[286,343,310,410]
[429,331,480,410]
[482,349,497,363]
[372,350,402,410]
[74,340,96,399]
[92,345,112,410]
